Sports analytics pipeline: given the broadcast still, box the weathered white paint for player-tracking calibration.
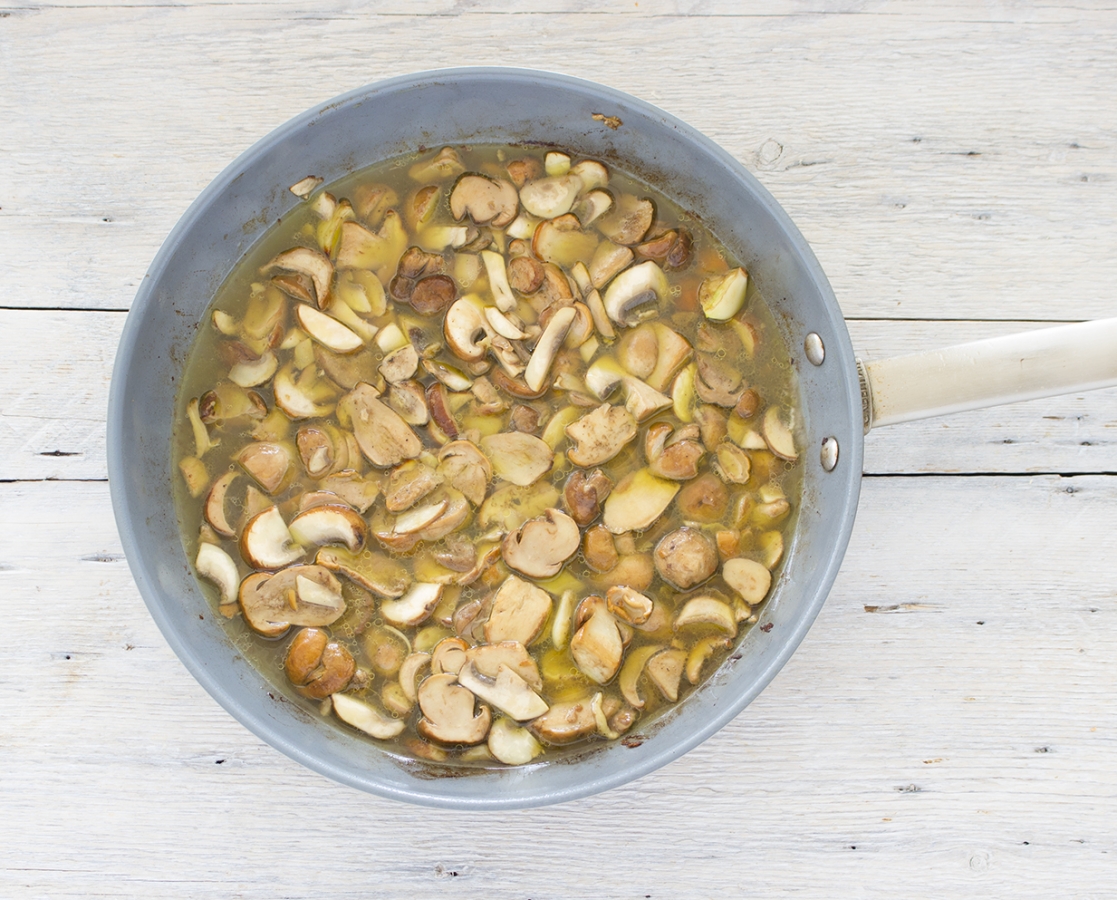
[2,1,1117,897]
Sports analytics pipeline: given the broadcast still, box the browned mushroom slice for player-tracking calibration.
[437,440,492,506]
[518,173,583,219]
[596,194,655,245]
[384,460,443,512]
[674,472,729,524]
[654,527,718,590]
[502,508,580,579]
[350,183,398,225]
[416,673,492,745]
[288,504,366,552]
[762,406,798,461]
[261,247,333,308]
[449,174,519,227]
[530,697,597,744]
[646,323,694,392]
[457,661,548,722]
[485,575,553,645]
[695,353,743,408]
[569,598,624,685]
[284,626,356,699]
[339,383,422,469]
[573,189,614,228]
[694,404,729,451]
[645,648,687,702]
[409,275,458,316]
[381,582,443,628]
[583,524,619,573]
[589,240,635,290]
[236,442,292,494]
[723,557,773,604]
[507,255,545,294]
[506,156,544,187]
[202,470,239,538]
[645,425,705,481]
[617,323,659,379]
[425,382,459,440]
[563,468,614,527]
[408,147,466,183]
[699,267,749,321]
[195,542,239,608]
[315,546,408,599]
[238,565,345,636]
[332,692,406,740]
[602,260,669,327]
[320,470,380,513]
[387,379,430,426]
[443,296,490,362]
[602,469,680,534]
[564,403,637,467]
[480,432,554,486]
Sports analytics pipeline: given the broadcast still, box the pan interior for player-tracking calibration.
[107,67,863,809]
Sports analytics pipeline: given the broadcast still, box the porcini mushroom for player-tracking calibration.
[722,557,773,605]
[339,383,422,469]
[602,260,669,327]
[449,174,519,227]
[239,506,304,569]
[381,582,443,628]
[654,527,718,590]
[288,504,367,552]
[569,598,624,685]
[480,432,554,486]
[195,542,239,608]
[332,692,406,740]
[564,404,637,467]
[485,575,553,645]
[416,673,492,745]
[457,661,549,721]
[501,508,581,579]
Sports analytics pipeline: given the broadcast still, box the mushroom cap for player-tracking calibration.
[195,542,239,607]
[380,582,443,628]
[449,174,519,227]
[530,697,597,745]
[443,296,490,362]
[203,470,239,538]
[602,260,669,327]
[654,527,718,590]
[437,440,492,507]
[501,508,581,579]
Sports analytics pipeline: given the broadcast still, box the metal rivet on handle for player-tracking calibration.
[821,437,839,472]
[804,332,825,366]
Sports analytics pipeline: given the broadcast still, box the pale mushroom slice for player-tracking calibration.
[518,173,583,219]
[339,383,422,469]
[596,193,655,245]
[384,459,443,512]
[321,470,381,513]
[523,305,576,393]
[236,442,292,494]
[315,546,410,598]
[480,432,554,487]
[228,350,278,388]
[449,174,519,227]
[457,661,549,721]
[530,697,597,745]
[589,240,635,291]
[477,481,561,533]
[416,672,492,745]
[390,497,449,536]
[195,542,239,608]
[381,582,443,628]
[289,175,323,198]
[466,642,543,691]
[378,344,419,384]
[443,296,490,362]
[238,565,345,636]
[480,250,517,312]
[485,575,553,645]
[602,260,670,327]
[564,403,637,467]
[623,377,673,422]
[698,267,749,321]
[239,506,304,569]
[203,470,239,538]
[437,440,492,507]
[645,648,687,702]
[261,247,333,308]
[532,215,599,269]
[722,557,773,605]
[399,652,432,702]
[487,718,544,765]
[602,468,680,534]
[762,406,798,461]
[331,693,406,740]
[673,595,739,637]
[409,147,466,182]
[618,644,664,709]
[294,304,363,353]
[570,597,624,685]
[288,504,366,552]
[273,363,336,420]
[606,585,653,625]
[501,508,581,579]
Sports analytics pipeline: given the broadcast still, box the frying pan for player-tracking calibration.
[107,67,1117,809]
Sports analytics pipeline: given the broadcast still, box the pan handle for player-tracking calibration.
[858,318,1117,432]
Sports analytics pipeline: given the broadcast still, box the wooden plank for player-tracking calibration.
[1,5,1115,319]
[6,310,1117,481]
[2,475,1114,896]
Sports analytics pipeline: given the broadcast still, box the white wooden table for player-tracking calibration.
[3,2,1116,896]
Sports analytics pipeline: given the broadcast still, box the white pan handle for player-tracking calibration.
[858,318,1117,432]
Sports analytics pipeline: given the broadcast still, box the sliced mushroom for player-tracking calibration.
[409,147,466,183]
[409,275,458,316]
[399,652,432,701]
[699,267,749,321]
[618,644,664,709]
[617,324,659,379]
[416,672,492,745]
[722,557,773,604]
[712,442,752,484]
[762,406,798,461]
[654,527,718,590]
[674,595,738,636]
[381,582,443,627]
[502,507,581,579]
[284,626,355,699]
[228,349,279,388]
[261,247,333,308]
[646,323,694,392]
[596,194,655,245]
[466,641,543,691]
[332,692,406,740]
[675,472,729,524]
[532,214,599,268]
[449,174,519,227]
[645,648,687,702]
[315,546,410,598]
[236,442,292,494]
[530,697,597,744]
[523,306,576,392]
[320,470,381,513]
[288,504,366,552]
[623,377,673,422]
[606,585,653,625]
[645,424,705,481]
[569,598,624,685]
[339,383,422,469]
[202,471,239,538]
[435,440,492,507]
[195,542,239,608]
[564,403,637,467]
[457,661,548,721]
[239,506,304,569]
[289,175,323,198]
[295,304,363,353]
[563,468,614,526]
[480,432,554,486]
[582,524,619,573]
[384,460,443,512]
[478,481,561,533]
[430,636,469,676]
[507,255,545,294]
[518,173,583,219]
[379,344,419,384]
[238,565,344,636]
[273,363,336,420]
[573,189,614,228]
[488,718,544,765]
[602,260,669,327]
[387,379,430,426]
[602,469,680,534]
[485,575,553,645]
